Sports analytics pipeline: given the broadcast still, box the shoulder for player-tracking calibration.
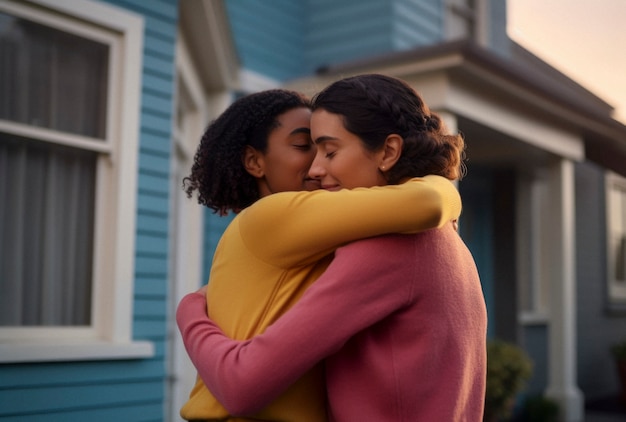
[334,233,416,259]
[336,225,459,258]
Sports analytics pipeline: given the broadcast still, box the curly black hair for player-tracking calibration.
[183,89,311,214]
[311,74,466,183]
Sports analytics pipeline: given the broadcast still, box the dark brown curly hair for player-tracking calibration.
[183,89,311,214]
[311,74,466,183]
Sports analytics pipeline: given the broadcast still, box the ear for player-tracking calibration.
[378,134,403,172]
[242,146,265,178]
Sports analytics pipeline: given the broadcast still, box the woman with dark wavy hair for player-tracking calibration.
[178,75,486,421]
[179,86,463,421]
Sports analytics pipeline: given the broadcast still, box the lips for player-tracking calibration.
[321,184,341,191]
[304,178,322,191]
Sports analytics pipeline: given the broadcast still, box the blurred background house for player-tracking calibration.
[1,0,625,421]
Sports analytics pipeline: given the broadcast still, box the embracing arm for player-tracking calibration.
[239,175,460,266]
[177,237,411,415]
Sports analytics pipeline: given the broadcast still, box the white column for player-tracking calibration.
[544,158,584,422]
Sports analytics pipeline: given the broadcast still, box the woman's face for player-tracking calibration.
[255,107,319,196]
[309,109,387,190]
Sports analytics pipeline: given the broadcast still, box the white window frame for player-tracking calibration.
[0,0,153,362]
[606,171,626,307]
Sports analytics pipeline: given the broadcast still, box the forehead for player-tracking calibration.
[311,109,345,134]
[275,107,311,129]
[266,107,312,150]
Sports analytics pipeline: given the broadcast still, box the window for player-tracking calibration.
[0,0,152,362]
[0,11,105,327]
[607,172,626,306]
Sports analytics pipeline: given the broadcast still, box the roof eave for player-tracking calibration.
[312,41,626,176]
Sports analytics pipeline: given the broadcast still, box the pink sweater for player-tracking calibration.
[177,224,487,421]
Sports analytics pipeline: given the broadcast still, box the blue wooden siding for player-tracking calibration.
[226,0,449,81]
[123,0,177,419]
[225,0,307,81]
[392,0,442,49]
[304,0,392,75]
[202,212,235,283]
[129,0,176,405]
[0,0,177,420]
[458,168,495,338]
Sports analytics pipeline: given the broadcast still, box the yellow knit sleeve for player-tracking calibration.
[238,175,461,267]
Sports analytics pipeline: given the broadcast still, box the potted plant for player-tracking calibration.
[611,339,626,403]
[483,339,533,422]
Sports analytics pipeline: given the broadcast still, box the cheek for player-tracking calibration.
[342,155,380,185]
[295,152,315,171]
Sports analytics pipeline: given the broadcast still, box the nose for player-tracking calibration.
[308,151,326,179]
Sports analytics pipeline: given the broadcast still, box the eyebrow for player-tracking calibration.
[290,127,311,136]
[313,135,337,145]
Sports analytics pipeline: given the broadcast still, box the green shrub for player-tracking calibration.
[483,340,533,421]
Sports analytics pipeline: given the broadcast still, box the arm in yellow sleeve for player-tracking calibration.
[238,175,461,267]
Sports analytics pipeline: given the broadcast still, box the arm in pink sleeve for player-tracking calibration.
[176,236,412,415]
[176,292,326,414]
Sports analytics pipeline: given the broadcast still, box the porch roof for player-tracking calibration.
[314,40,626,177]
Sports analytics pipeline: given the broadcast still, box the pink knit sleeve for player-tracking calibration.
[176,292,315,414]
[177,236,413,414]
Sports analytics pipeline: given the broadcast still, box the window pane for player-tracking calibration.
[0,12,109,138]
[0,133,96,326]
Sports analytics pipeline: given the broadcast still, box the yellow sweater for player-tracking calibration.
[180,176,462,421]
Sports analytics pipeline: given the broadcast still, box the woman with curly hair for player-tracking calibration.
[183,89,321,214]
[178,75,486,421]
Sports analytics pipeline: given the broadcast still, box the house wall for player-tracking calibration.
[488,0,510,56]
[224,0,307,81]
[226,0,508,81]
[391,0,442,49]
[575,160,624,400]
[458,167,495,338]
[202,212,235,282]
[303,0,394,75]
[111,0,178,417]
[225,0,448,82]
[0,1,177,420]
[492,170,519,343]
[523,161,626,400]
[111,0,178,416]
[523,324,550,395]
